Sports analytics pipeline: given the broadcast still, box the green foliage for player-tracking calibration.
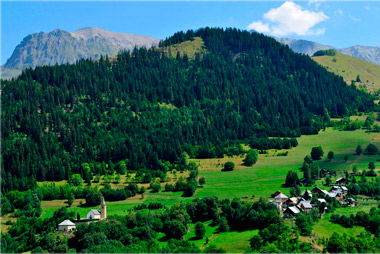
[295,213,313,236]
[313,49,337,57]
[85,191,102,206]
[150,180,161,193]
[2,28,375,193]
[290,185,301,197]
[195,222,206,239]
[243,149,259,166]
[223,161,235,171]
[218,217,230,233]
[365,144,379,155]
[163,220,188,239]
[311,146,324,160]
[356,145,362,155]
[285,170,300,187]
[327,151,335,160]
[203,244,226,253]
[198,177,206,186]
[71,174,83,186]
[67,192,75,207]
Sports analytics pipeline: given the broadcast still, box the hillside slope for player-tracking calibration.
[1,28,374,190]
[275,37,380,66]
[312,53,380,92]
[1,27,159,79]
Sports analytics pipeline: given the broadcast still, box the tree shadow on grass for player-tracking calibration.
[188,236,202,241]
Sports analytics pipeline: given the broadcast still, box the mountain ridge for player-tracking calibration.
[274,37,380,66]
[1,27,160,79]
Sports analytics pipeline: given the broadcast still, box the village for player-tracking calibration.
[268,177,356,218]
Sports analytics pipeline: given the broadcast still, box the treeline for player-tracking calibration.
[1,196,314,253]
[2,27,375,192]
[249,137,298,150]
[313,49,337,56]
[330,208,380,232]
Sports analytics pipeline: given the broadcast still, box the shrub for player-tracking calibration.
[223,161,235,171]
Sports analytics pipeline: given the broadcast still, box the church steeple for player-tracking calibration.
[101,196,106,219]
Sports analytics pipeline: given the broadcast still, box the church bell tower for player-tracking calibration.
[101,196,107,219]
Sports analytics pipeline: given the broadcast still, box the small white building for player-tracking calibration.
[87,209,102,219]
[58,220,76,232]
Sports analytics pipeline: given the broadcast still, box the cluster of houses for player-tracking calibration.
[269,180,354,218]
[58,197,107,232]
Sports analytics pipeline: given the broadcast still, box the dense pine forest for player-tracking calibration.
[1,27,375,191]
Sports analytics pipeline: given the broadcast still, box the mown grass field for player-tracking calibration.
[157,220,258,253]
[312,53,380,92]
[194,128,380,199]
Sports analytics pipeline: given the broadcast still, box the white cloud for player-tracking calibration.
[348,14,360,22]
[334,9,343,16]
[365,6,370,11]
[247,1,329,37]
[247,21,270,33]
[308,0,326,8]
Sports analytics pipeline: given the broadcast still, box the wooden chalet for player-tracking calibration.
[335,177,346,184]
[283,206,301,218]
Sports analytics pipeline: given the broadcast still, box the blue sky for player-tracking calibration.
[1,1,380,65]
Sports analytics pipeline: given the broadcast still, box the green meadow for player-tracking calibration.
[194,128,379,199]
[35,127,380,216]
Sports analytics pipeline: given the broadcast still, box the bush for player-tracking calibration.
[365,144,378,155]
[150,180,161,192]
[223,161,235,171]
[311,146,324,160]
[243,149,259,166]
[195,222,206,239]
[165,183,175,192]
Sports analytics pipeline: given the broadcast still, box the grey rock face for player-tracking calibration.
[2,27,160,78]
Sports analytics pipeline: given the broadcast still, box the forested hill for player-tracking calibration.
[1,28,375,191]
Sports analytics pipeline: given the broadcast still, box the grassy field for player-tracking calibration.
[312,53,380,92]
[157,220,258,253]
[194,128,380,199]
[162,37,207,60]
[312,203,379,239]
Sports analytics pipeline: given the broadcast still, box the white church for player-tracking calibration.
[58,196,107,232]
[87,196,107,220]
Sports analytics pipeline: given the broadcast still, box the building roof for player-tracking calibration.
[101,196,106,207]
[58,220,75,226]
[312,186,323,193]
[274,193,288,199]
[328,192,337,198]
[336,178,345,183]
[286,197,298,203]
[322,190,329,195]
[285,206,301,214]
[317,199,326,203]
[88,209,101,215]
[301,190,312,195]
[301,203,313,209]
[341,186,348,191]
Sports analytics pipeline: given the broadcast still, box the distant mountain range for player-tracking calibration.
[1,27,160,79]
[275,37,380,66]
[2,27,380,80]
